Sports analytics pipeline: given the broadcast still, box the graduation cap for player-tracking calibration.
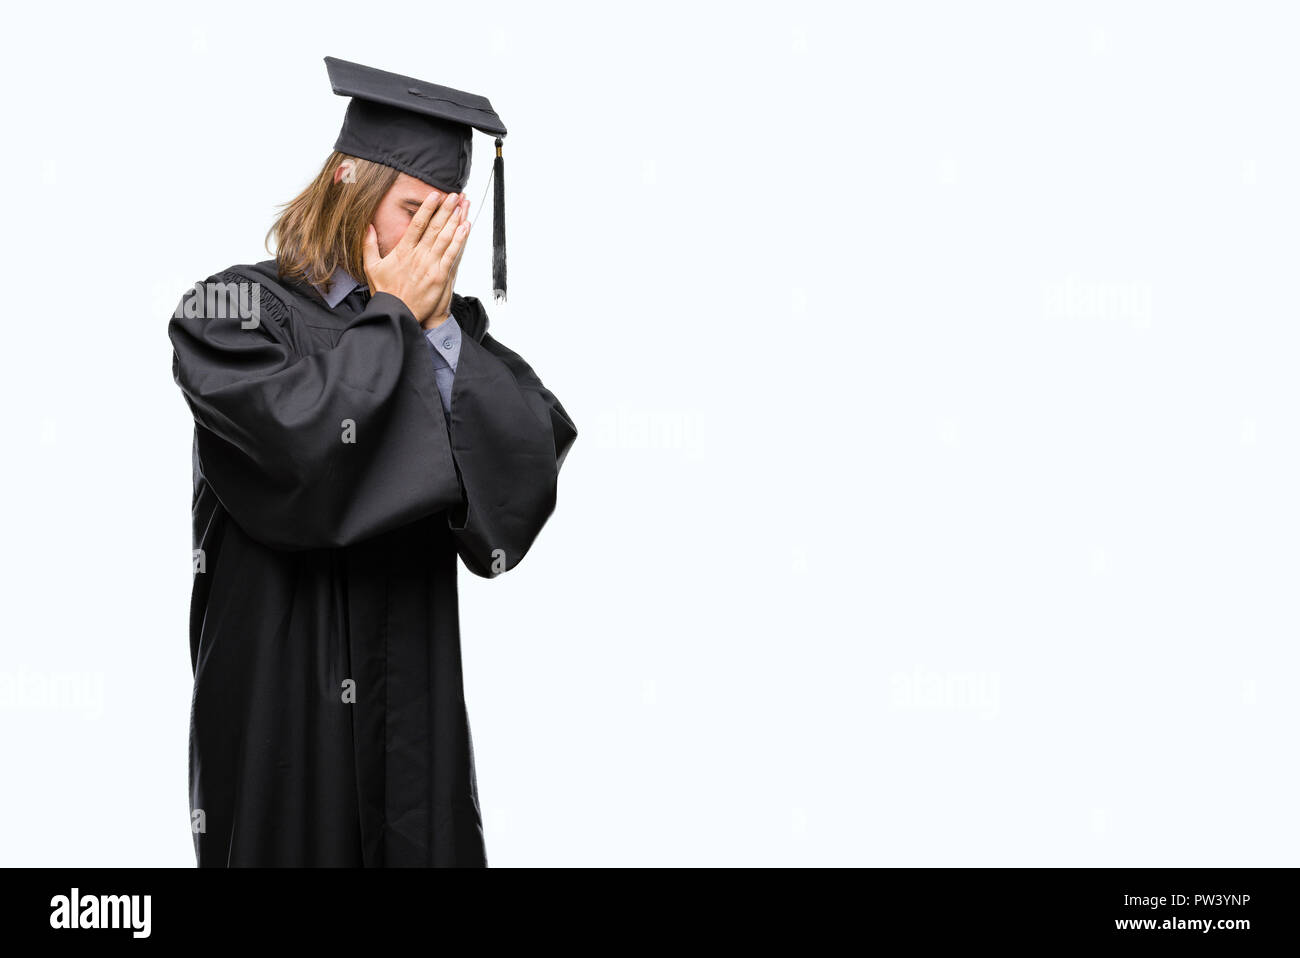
[325,55,510,302]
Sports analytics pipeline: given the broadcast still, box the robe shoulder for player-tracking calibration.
[449,291,490,343]
[170,261,299,337]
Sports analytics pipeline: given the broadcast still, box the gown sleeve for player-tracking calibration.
[445,329,578,578]
[168,274,463,551]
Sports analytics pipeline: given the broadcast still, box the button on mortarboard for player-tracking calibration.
[325,56,509,302]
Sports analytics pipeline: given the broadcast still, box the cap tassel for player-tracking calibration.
[492,136,507,303]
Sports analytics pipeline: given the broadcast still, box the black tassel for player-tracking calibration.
[492,136,506,303]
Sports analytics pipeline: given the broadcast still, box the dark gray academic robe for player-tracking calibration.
[168,260,576,866]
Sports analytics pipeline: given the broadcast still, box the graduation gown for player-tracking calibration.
[168,260,576,866]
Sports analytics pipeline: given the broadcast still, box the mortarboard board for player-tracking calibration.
[325,55,510,302]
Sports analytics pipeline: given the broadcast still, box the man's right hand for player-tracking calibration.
[362,189,470,327]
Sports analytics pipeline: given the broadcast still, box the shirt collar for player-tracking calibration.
[312,265,365,309]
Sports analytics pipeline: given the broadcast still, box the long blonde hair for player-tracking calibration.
[266,151,398,292]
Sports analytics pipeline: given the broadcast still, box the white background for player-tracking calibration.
[1,1,1296,866]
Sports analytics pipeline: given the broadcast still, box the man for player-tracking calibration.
[168,57,577,867]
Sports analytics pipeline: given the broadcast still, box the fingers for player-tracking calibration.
[431,216,470,318]
[439,215,470,276]
[361,224,381,279]
[416,191,467,256]
[399,189,447,252]
[435,225,469,313]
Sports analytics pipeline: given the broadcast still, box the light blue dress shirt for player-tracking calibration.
[314,266,461,416]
